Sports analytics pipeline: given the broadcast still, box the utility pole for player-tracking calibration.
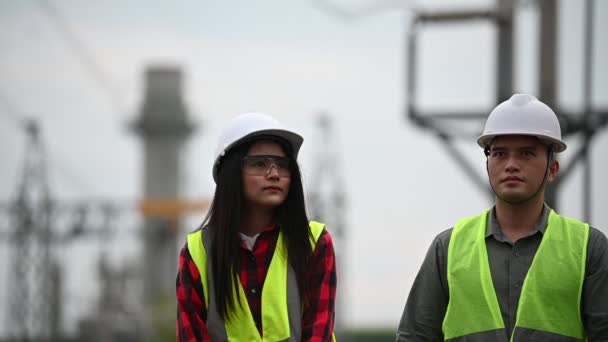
[496,0,514,103]
[538,0,559,208]
[581,0,595,222]
[536,0,607,217]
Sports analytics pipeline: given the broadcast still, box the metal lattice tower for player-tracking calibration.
[308,114,346,238]
[406,0,608,219]
[6,119,57,339]
[306,112,347,334]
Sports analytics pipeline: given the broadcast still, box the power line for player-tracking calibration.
[1,1,124,198]
[35,0,126,118]
[0,90,100,197]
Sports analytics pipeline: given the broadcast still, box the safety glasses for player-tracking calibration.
[242,155,291,177]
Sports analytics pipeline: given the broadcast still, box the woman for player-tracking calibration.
[177,113,337,341]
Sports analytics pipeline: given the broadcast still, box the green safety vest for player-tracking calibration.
[187,221,335,341]
[442,209,589,342]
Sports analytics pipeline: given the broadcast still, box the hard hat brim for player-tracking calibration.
[477,133,567,153]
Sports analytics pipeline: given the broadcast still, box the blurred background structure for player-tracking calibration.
[405,0,607,216]
[0,0,606,341]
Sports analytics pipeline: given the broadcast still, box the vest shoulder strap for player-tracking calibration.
[444,209,504,339]
[514,210,588,340]
[187,229,208,304]
[309,221,326,248]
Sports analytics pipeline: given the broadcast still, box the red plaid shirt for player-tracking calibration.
[176,224,337,342]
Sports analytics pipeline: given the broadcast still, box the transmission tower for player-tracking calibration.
[0,115,136,340]
[6,118,59,339]
[306,112,347,335]
[406,0,608,220]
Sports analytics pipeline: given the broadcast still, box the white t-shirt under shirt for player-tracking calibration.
[239,232,260,251]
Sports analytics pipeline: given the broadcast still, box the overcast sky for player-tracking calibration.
[1,0,607,332]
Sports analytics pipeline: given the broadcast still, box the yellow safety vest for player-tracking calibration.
[187,221,334,341]
[442,210,588,341]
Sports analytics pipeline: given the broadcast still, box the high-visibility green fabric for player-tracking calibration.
[187,221,327,341]
[514,211,588,340]
[188,231,208,308]
[442,210,588,341]
[443,210,504,339]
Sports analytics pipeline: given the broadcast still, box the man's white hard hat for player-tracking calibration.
[477,93,567,153]
[212,112,303,183]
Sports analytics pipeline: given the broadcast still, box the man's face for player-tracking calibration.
[487,135,559,203]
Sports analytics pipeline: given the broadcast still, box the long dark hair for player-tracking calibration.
[200,136,313,321]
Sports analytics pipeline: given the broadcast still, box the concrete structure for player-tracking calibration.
[132,66,195,336]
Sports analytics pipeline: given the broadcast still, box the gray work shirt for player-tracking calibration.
[396,205,608,341]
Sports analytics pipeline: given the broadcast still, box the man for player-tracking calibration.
[396,94,608,341]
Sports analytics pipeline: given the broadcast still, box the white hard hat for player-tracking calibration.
[477,93,567,153]
[212,112,303,182]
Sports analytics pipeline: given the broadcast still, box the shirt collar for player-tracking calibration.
[486,203,552,238]
[238,223,278,250]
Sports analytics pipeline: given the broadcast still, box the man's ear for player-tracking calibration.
[547,159,560,183]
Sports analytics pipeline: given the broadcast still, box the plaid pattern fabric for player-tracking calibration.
[176,224,337,342]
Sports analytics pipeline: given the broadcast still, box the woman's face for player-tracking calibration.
[241,140,291,210]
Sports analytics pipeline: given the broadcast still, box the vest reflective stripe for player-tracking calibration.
[443,210,588,341]
[187,221,327,341]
